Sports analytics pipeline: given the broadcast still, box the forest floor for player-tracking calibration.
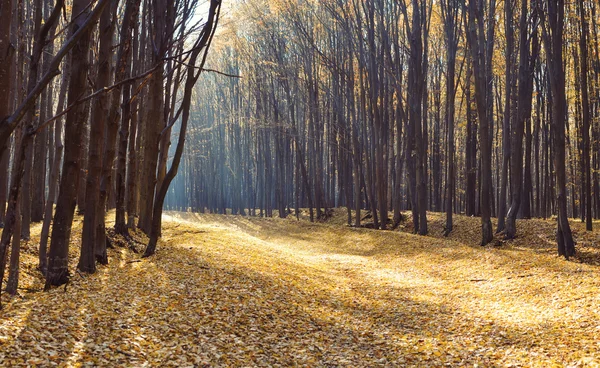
[2,210,600,367]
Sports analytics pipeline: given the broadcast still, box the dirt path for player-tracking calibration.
[2,212,600,366]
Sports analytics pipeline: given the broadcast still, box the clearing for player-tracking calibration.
[2,211,600,367]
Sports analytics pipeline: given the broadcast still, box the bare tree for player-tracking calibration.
[541,0,576,258]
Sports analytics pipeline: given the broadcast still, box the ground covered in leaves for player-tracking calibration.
[2,210,600,367]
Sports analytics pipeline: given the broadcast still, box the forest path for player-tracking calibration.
[2,211,600,366]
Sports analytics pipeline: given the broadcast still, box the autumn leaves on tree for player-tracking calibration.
[169,0,600,255]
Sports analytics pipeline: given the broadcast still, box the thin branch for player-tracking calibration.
[35,64,161,134]
[202,68,242,78]
[0,0,111,140]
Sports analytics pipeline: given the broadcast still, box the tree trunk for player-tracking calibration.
[79,0,116,273]
[39,56,69,275]
[46,0,100,288]
[5,198,21,295]
[578,0,592,231]
[497,0,513,233]
[0,0,15,193]
[138,0,167,234]
[144,0,220,257]
[466,0,495,245]
[506,0,537,239]
[441,0,460,235]
[465,63,477,217]
[543,0,575,258]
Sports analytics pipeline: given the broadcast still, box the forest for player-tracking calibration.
[171,0,600,257]
[3,0,600,366]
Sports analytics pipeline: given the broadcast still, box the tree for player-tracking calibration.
[466,0,496,245]
[400,0,429,235]
[578,0,592,231]
[46,0,108,287]
[496,0,514,233]
[79,0,118,273]
[541,0,576,258]
[0,0,15,229]
[505,0,538,239]
[441,0,463,235]
[143,0,222,257]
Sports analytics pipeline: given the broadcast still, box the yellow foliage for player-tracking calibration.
[1,210,600,366]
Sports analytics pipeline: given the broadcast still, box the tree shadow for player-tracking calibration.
[4,212,600,366]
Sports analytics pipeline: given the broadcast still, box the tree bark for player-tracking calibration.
[466,0,495,245]
[542,0,575,258]
[506,1,537,239]
[497,0,514,233]
[114,0,141,234]
[441,0,461,235]
[79,0,116,273]
[46,0,104,288]
[0,0,15,229]
[578,0,592,231]
[144,0,221,257]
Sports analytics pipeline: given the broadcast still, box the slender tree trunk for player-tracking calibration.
[39,57,69,275]
[138,0,168,234]
[465,63,477,217]
[144,0,220,257]
[466,0,495,245]
[497,0,513,233]
[5,197,21,295]
[31,128,46,223]
[441,0,460,235]
[578,0,592,231]
[543,0,575,258]
[506,0,537,239]
[0,1,15,205]
[79,0,116,273]
[46,0,100,288]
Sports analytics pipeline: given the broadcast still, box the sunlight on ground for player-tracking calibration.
[2,210,600,366]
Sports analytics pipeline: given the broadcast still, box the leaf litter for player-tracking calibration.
[1,210,600,366]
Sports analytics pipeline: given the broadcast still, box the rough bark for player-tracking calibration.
[578,0,592,231]
[542,0,575,258]
[114,0,141,234]
[0,0,15,228]
[46,0,106,288]
[79,0,116,273]
[506,0,537,239]
[466,0,495,245]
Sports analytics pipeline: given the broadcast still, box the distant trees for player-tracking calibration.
[165,0,600,259]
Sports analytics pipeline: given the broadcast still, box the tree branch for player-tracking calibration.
[35,63,161,134]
